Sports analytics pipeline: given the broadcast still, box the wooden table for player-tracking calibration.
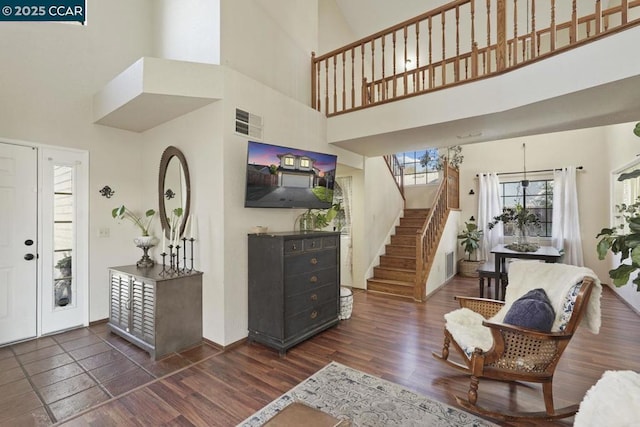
[491,244,562,300]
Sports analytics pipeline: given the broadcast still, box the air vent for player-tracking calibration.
[445,251,455,279]
[235,108,263,139]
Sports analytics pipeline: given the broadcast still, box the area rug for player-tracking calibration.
[238,361,497,426]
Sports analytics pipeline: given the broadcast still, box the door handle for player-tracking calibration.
[24,253,35,261]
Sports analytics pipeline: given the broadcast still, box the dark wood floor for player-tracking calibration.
[8,276,640,426]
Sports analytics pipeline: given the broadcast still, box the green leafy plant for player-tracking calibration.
[488,203,540,235]
[420,145,464,170]
[596,197,640,290]
[299,203,343,230]
[596,123,640,291]
[457,221,483,261]
[112,205,156,236]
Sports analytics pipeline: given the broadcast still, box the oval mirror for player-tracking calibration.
[158,146,191,240]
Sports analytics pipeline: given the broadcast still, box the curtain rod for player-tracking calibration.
[476,166,584,177]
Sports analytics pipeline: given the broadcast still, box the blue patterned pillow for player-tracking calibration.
[504,288,555,332]
[558,281,583,331]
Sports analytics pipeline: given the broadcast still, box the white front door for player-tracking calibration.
[0,143,38,345]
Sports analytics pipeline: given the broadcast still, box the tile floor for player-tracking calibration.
[0,322,222,426]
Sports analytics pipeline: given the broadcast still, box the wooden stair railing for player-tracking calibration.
[383,154,405,200]
[367,159,458,301]
[312,0,640,116]
[414,161,458,301]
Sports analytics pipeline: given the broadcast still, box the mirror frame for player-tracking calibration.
[158,146,191,239]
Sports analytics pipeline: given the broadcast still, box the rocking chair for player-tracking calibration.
[433,261,602,421]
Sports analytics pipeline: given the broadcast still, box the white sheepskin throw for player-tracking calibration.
[444,308,494,355]
[490,261,602,333]
[574,370,640,427]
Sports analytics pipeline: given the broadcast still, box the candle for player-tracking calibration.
[162,233,166,253]
[183,214,192,240]
[190,216,197,239]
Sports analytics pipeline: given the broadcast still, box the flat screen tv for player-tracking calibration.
[244,141,338,209]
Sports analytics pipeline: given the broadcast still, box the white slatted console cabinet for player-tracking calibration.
[108,265,203,360]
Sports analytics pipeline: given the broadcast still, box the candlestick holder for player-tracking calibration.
[189,238,195,271]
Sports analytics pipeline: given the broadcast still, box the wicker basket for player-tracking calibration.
[458,259,483,278]
[339,287,353,320]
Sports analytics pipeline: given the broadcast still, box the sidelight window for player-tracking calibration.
[53,165,74,308]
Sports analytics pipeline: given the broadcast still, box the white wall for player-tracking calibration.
[140,101,226,344]
[220,0,318,106]
[318,0,357,53]
[405,184,439,209]
[361,156,406,283]
[458,127,610,282]
[152,0,221,64]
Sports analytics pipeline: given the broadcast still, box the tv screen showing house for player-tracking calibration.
[244,141,338,209]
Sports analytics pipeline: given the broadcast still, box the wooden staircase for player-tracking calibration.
[367,208,429,299]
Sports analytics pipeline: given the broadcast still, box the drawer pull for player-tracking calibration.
[291,244,297,250]
[310,293,318,301]
[310,257,318,265]
[310,310,318,319]
[310,276,318,283]
[311,241,316,248]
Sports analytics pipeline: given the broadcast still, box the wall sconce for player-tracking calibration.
[469,216,476,222]
[99,185,115,198]
[469,189,475,195]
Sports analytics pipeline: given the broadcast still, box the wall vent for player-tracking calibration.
[235,108,263,139]
[445,251,455,279]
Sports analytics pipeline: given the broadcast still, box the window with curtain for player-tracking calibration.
[500,179,554,237]
[396,148,439,185]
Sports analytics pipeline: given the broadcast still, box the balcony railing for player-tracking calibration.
[312,0,640,117]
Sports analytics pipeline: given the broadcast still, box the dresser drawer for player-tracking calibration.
[285,300,338,338]
[285,283,336,316]
[284,239,304,254]
[284,267,337,295]
[322,235,339,249]
[285,249,337,276]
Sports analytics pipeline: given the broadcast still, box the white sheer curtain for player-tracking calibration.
[477,173,503,262]
[336,176,352,272]
[552,166,584,266]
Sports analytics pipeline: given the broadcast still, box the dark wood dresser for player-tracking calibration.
[108,265,203,359]
[248,231,340,355]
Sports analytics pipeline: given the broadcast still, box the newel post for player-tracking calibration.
[496,0,507,71]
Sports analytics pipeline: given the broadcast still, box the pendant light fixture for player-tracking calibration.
[521,142,529,188]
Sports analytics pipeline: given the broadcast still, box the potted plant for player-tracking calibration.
[596,197,640,289]
[457,221,484,277]
[112,205,156,236]
[298,203,343,231]
[488,203,541,252]
[597,124,640,290]
[55,254,72,278]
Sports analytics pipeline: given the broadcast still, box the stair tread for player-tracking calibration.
[374,266,415,273]
[367,278,414,287]
[381,254,414,259]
